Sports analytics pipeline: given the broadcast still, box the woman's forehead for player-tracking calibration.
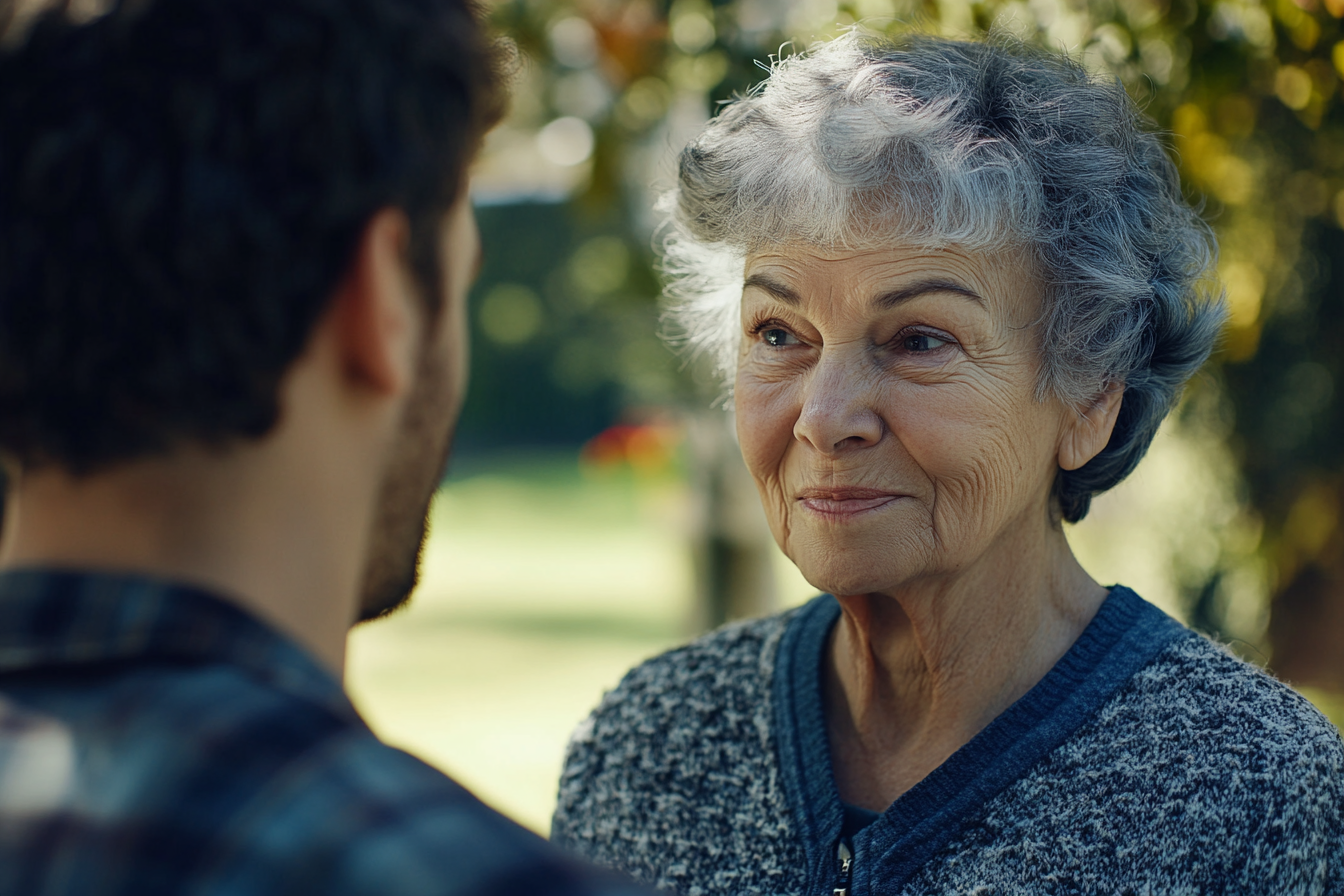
[742,242,1040,310]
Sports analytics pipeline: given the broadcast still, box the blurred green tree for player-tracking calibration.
[483,0,1344,696]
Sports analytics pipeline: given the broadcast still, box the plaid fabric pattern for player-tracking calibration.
[0,569,647,896]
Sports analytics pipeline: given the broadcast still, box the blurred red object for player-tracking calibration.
[581,422,680,472]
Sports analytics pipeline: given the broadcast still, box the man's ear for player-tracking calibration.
[1058,383,1123,472]
[328,208,421,397]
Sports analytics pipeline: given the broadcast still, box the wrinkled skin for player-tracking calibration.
[736,243,1072,597]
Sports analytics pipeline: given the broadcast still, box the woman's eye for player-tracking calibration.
[762,328,799,347]
[902,332,950,352]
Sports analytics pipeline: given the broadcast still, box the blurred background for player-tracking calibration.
[345,0,1344,833]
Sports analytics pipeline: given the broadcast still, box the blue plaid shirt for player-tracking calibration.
[0,569,649,896]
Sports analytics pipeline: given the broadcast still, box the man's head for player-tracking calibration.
[0,0,504,618]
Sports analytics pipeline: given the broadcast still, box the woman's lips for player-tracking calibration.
[797,487,903,517]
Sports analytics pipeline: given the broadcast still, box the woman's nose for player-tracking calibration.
[792,350,884,454]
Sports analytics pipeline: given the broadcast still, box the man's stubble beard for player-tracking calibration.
[355,337,458,624]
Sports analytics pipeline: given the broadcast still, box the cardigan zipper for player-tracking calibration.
[831,837,853,896]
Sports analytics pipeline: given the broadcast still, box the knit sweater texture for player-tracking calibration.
[552,588,1344,896]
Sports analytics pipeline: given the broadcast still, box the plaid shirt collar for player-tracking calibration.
[0,567,358,724]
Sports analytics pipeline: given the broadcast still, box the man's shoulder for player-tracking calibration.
[0,662,646,896]
[141,665,647,895]
[203,732,645,895]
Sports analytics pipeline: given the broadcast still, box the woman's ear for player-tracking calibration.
[328,208,421,398]
[1058,383,1124,472]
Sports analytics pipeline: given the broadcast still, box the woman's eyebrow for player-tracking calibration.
[742,273,801,305]
[875,278,984,308]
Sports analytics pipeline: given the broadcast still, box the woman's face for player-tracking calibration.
[736,242,1076,597]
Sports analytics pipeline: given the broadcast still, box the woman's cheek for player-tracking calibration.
[735,373,799,482]
[886,376,1052,536]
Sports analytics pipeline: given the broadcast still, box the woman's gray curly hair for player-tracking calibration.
[660,30,1225,523]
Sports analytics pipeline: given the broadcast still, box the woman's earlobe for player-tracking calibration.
[1058,383,1123,472]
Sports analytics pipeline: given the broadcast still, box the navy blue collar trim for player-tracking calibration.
[0,567,356,723]
[772,586,1191,896]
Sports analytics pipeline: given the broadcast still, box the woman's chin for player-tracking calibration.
[786,527,930,597]
[794,559,903,598]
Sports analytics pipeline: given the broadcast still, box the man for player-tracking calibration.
[0,1,648,893]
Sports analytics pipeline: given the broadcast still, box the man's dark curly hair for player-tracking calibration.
[0,0,506,472]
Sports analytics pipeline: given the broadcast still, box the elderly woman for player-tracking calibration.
[551,32,1344,895]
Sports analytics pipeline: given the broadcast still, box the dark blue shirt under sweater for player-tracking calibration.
[552,587,1344,895]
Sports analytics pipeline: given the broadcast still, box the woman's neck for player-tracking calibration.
[824,521,1107,812]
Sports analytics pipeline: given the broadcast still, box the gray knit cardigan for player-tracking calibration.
[552,588,1344,895]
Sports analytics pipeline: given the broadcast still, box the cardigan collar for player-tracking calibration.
[772,585,1191,896]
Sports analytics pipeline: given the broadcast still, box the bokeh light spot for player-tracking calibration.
[549,17,599,69]
[537,116,595,167]
[479,284,543,346]
[1276,65,1314,109]
[1222,260,1265,328]
[570,236,631,296]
